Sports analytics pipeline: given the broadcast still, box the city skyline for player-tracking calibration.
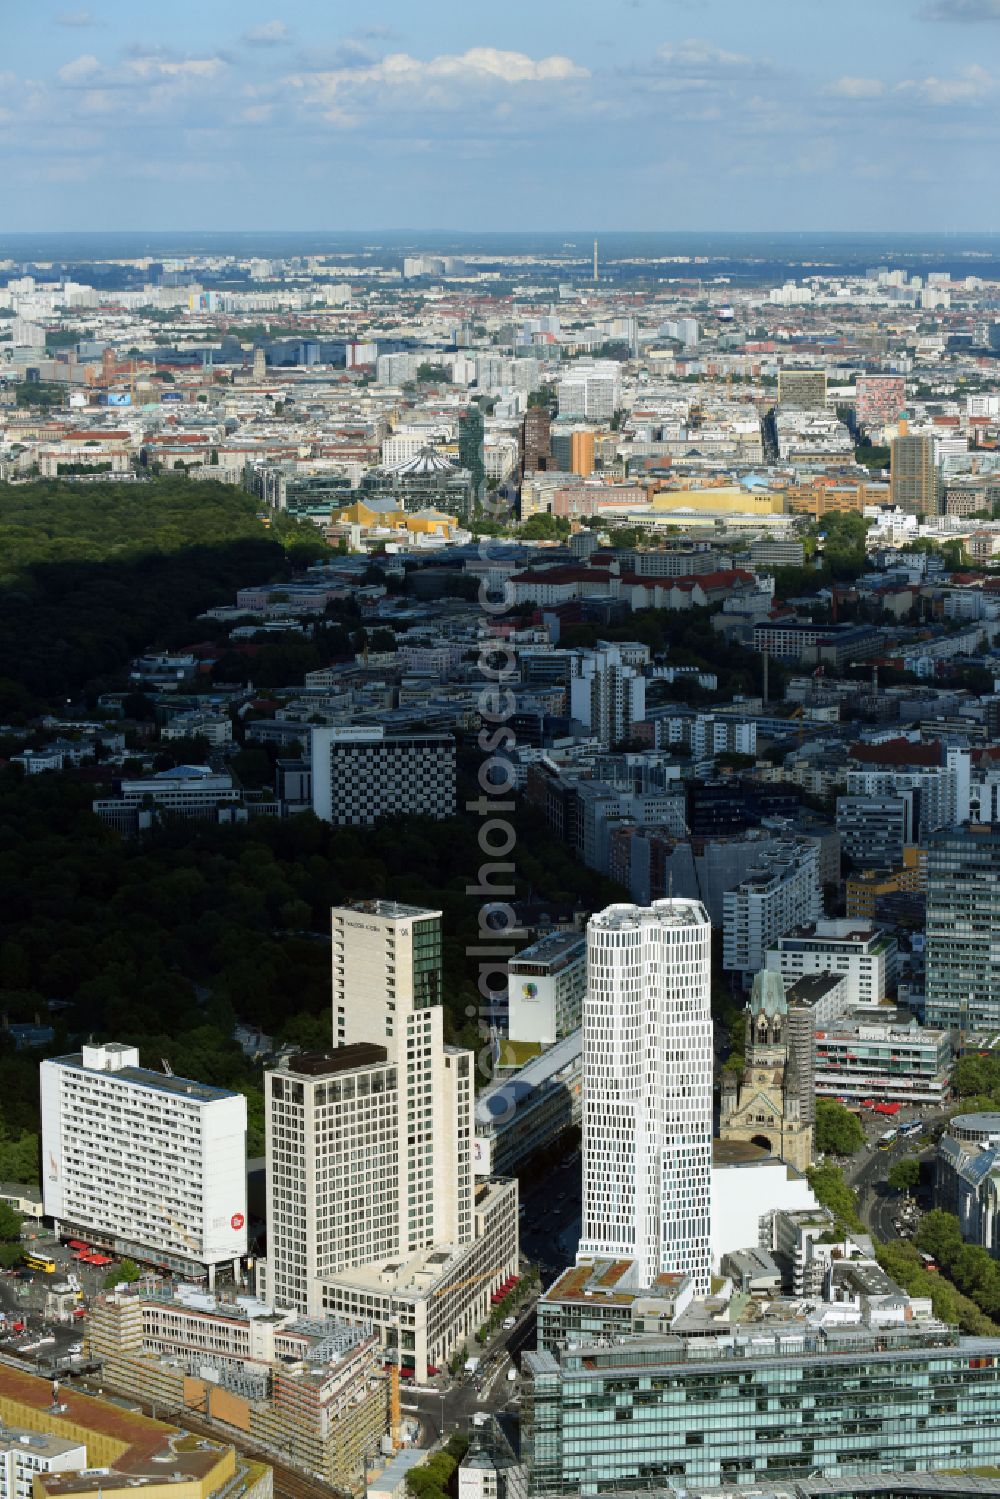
[6,0,1000,233]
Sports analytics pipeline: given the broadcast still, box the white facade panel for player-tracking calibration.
[580,900,713,1294]
[41,1046,246,1273]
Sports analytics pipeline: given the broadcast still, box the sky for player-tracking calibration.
[4,0,1000,234]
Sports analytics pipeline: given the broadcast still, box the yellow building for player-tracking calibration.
[846,846,927,919]
[651,487,785,516]
[786,479,889,519]
[0,1363,268,1499]
[330,499,458,537]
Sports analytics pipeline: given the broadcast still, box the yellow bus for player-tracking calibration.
[23,1253,56,1274]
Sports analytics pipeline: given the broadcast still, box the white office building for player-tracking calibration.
[723,840,822,976]
[766,918,898,1007]
[579,900,713,1294]
[556,362,621,420]
[41,1044,247,1281]
[310,727,456,825]
[0,1428,86,1499]
[266,902,517,1379]
[508,931,587,1046]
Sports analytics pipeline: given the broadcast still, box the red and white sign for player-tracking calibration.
[231,1213,245,1231]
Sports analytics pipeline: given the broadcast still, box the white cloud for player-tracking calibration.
[55,48,227,95]
[243,20,290,46]
[656,38,753,68]
[895,64,995,103]
[123,53,226,81]
[55,9,94,26]
[826,76,886,98]
[57,54,102,84]
[285,46,589,122]
[78,89,119,116]
[920,0,1000,18]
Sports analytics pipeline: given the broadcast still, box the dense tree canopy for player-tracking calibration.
[806,1163,862,1233]
[0,479,322,710]
[521,513,570,540]
[887,1157,921,1194]
[913,1209,1000,1324]
[814,1099,864,1157]
[0,769,622,1173]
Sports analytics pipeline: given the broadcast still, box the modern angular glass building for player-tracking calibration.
[523,1323,1000,1493]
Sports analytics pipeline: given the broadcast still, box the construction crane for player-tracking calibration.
[389,1361,401,1454]
[789,703,806,744]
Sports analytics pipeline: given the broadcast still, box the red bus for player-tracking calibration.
[67,1240,89,1251]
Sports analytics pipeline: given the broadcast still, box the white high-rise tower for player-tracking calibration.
[579,899,713,1293]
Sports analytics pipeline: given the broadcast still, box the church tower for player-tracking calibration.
[719,969,814,1173]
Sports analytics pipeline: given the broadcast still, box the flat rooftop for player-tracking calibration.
[476,1028,582,1127]
[712,1139,772,1166]
[319,1180,514,1301]
[282,1044,389,1077]
[51,1056,234,1105]
[0,1427,84,1459]
[591,899,708,932]
[543,1258,688,1309]
[341,899,440,921]
[509,929,586,969]
[785,973,846,1006]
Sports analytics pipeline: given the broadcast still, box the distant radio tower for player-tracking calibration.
[593,239,598,285]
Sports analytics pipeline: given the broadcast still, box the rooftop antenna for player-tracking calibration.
[162,1058,174,1077]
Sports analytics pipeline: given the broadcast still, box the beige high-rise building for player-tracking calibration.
[891,433,940,515]
[777,369,827,410]
[331,901,473,1252]
[268,903,473,1313]
[265,902,516,1381]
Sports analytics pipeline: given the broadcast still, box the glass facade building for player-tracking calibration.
[925,824,1000,1030]
[524,1330,1000,1494]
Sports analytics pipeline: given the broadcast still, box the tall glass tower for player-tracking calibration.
[459,403,485,504]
